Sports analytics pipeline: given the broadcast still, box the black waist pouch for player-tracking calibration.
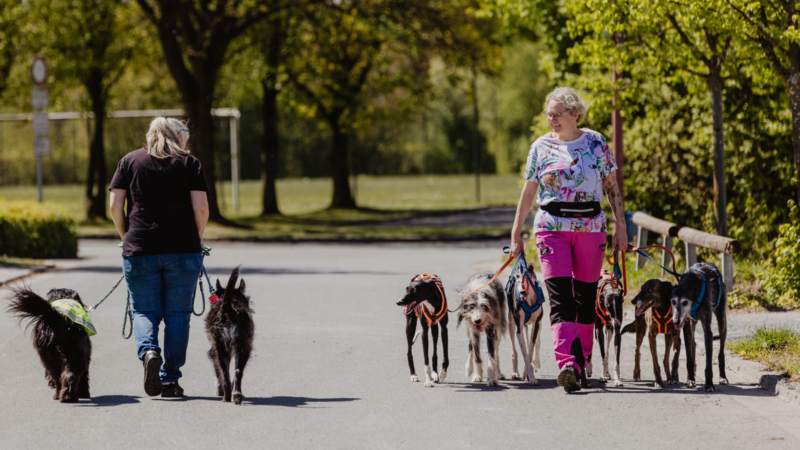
[539,201,601,218]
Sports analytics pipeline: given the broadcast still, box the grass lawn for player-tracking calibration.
[0,256,44,268]
[729,326,800,380]
[1,174,523,240]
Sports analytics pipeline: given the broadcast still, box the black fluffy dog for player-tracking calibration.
[206,267,254,404]
[7,287,92,402]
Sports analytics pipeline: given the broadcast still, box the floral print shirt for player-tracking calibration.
[524,129,617,233]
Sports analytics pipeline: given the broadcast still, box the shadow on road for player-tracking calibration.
[58,266,397,276]
[150,395,360,408]
[591,381,769,397]
[77,395,141,407]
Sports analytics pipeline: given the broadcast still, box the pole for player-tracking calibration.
[612,63,624,197]
[471,70,480,203]
[36,156,43,203]
[230,116,240,212]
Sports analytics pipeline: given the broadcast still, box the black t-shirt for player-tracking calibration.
[109,148,209,257]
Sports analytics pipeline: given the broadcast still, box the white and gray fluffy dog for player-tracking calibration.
[457,274,508,386]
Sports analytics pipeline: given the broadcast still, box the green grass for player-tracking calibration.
[729,326,800,380]
[1,175,523,240]
[0,256,44,268]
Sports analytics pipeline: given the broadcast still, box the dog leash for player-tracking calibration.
[191,247,217,316]
[606,247,627,296]
[452,246,516,312]
[626,244,681,280]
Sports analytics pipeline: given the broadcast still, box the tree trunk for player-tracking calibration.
[185,93,225,222]
[329,115,356,209]
[708,69,727,237]
[85,68,107,221]
[790,72,800,204]
[261,76,280,215]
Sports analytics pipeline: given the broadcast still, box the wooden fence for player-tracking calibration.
[629,212,741,292]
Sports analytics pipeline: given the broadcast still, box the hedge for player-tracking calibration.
[0,201,78,258]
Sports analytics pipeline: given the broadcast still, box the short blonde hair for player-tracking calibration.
[545,87,588,124]
[145,117,190,159]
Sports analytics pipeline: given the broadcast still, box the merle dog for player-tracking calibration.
[507,262,543,386]
[588,269,625,386]
[396,274,450,387]
[624,279,682,387]
[457,274,507,386]
[7,287,92,402]
[671,263,728,392]
[206,266,254,404]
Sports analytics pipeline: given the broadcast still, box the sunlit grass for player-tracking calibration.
[729,325,800,380]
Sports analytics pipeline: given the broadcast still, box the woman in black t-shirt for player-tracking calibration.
[109,117,209,398]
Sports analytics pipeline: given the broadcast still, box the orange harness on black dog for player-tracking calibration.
[652,306,673,334]
[412,273,448,326]
[595,269,621,327]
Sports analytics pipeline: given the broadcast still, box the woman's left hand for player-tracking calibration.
[612,224,627,253]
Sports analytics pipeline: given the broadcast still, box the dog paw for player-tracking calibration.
[614,380,623,387]
[410,374,419,382]
[598,377,608,384]
[528,378,539,386]
[511,372,521,380]
[685,380,696,388]
[431,372,439,383]
[486,378,499,387]
[471,375,483,383]
[654,381,664,388]
[704,384,716,392]
[440,369,447,381]
[233,393,244,405]
[216,385,224,396]
[498,372,506,380]
[424,380,434,388]
[719,378,729,385]
[222,395,232,403]
[586,366,593,378]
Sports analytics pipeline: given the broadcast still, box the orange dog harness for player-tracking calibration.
[652,306,673,334]
[595,269,621,327]
[412,273,448,326]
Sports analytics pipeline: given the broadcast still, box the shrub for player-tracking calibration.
[759,200,800,308]
[0,201,78,258]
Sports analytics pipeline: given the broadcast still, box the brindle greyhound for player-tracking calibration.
[672,263,728,392]
[624,279,682,387]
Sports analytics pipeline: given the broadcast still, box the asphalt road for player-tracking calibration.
[1,240,798,449]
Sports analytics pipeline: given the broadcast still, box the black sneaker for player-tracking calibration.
[143,350,163,397]
[161,382,184,398]
[557,366,582,393]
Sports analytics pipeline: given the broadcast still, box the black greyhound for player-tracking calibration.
[671,263,728,392]
[396,274,450,387]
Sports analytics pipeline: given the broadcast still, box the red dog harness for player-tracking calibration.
[652,306,673,334]
[412,273,448,326]
[595,269,620,327]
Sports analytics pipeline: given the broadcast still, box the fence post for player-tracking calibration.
[661,235,673,276]
[685,243,697,271]
[636,225,649,269]
[721,252,733,294]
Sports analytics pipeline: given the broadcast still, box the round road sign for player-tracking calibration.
[31,56,47,87]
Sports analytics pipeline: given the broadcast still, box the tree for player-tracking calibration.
[567,0,741,236]
[32,0,138,220]
[724,0,800,204]
[136,0,287,221]
[287,0,498,209]
[0,0,22,100]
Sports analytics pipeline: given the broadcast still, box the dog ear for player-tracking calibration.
[216,279,224,293]
[238,278,246,293]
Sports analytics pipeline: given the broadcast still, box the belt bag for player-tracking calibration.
[540,201,601,218]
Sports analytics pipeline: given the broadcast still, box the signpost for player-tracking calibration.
[31,56,49,202]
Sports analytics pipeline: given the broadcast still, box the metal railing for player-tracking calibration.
[629,212,740,292]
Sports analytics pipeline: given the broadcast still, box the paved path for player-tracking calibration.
[1,240,798,449]
[372,206,533,229]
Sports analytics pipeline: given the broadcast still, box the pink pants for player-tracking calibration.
[536,231,606,374]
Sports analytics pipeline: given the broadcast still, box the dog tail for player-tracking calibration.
[221,265,242,306]
[412,329,421,345]
[6,287,62,337]
[620,321,636,335]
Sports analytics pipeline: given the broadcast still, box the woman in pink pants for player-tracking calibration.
[509,87,627,393]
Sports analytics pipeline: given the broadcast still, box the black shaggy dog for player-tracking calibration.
[206,266,254,404]
[7,287,92,403]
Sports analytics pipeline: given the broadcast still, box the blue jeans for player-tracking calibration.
[123,253,202,383]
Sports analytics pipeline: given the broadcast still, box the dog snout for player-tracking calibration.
[473,318,482,325]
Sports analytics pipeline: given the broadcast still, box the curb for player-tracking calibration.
[726,351,800,407]
[0,263,56,288]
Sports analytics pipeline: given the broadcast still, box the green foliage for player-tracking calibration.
[729,325,800,378]
[759,201,800,308]
[0,201,77,258]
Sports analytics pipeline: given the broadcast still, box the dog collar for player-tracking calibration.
[411,274,448,326]
[51,299,97,337]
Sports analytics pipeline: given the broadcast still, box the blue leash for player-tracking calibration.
[628,245,682,279]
